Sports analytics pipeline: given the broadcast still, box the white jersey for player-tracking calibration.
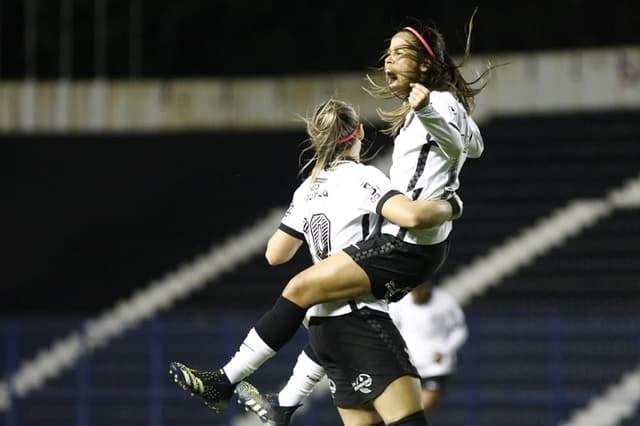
[280,161,399,318]
[381,90,483,245]
[389,288,468,378]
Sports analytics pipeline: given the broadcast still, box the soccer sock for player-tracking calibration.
[254,296,307,351]
[278,347,325,407]
[222,328,276,384]
[222,297,306,384]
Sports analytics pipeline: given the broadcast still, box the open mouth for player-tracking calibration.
[385,70,398,88]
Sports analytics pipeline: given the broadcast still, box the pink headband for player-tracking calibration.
[337,122,360,144]
[403,26,436,59]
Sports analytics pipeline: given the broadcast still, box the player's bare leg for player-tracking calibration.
[282,251,372,308]
[337,403,384,426]
[372,376,424,424]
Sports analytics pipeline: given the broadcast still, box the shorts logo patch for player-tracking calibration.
[384,281,411,302]
[351,373,373,394]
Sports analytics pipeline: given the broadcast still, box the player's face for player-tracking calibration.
[384,32,420,98]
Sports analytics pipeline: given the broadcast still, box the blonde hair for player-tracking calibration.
[299,98,361,183]
[366,11,495,135]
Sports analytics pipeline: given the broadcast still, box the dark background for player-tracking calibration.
[1,0,640,79]
[2,2,640,425]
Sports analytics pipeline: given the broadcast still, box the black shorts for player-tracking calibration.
[343,234,450,302]
[307,308,419,408]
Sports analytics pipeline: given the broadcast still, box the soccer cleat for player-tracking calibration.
[169,361,235,413]
[235,381,301,426]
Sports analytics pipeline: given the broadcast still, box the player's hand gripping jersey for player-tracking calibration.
[382,90,483,245]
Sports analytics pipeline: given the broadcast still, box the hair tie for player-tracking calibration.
[403,27,436,59]
[337,122,360,144]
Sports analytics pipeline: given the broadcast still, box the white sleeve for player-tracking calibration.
[389,301,402,329]
[440,295,468,355]
[358,165,401,215]
[465,117,484,159]
[280,185,306,239]
[415,92,484,160]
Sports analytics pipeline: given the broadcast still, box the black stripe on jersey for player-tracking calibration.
[278,223,304,240]
[411,187,423,200]
[370,213,385,239]
[397,141,432,240]
[406,141,432,192]
[351,211,369,310]
[361,214,370,240]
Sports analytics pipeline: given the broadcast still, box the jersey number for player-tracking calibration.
[306,213,331,260]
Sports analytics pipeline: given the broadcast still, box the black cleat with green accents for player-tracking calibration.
[169,361,235,413]
[235,381,301,425]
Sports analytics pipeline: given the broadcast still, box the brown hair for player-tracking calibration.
[366,11,495,135]
[298,98,361,183]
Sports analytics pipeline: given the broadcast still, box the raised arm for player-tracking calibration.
[409,84,484,159]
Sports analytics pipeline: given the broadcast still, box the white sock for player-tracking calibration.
[222,328,276,383]
[278,350,325,407]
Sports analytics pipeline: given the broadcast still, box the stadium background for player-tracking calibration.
[2,0,640,425]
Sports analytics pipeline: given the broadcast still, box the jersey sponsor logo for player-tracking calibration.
[305,182,329,200]
[361,180,382,203]
[351,373,373,394]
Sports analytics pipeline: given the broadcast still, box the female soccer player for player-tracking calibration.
[173,98,458,425]
[390,284,468,415]
[170,18,489,424]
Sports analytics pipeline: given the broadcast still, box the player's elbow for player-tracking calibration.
[467,136,484,158]
[468,145,483,158]
[412,202,451,229]
[265,244,285,265]
[265,252,283,266]
[384,197,437,229]
[398,210,422,229]
[265,247,291,265]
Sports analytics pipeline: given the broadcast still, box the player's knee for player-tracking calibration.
[387,410,429,426]
[282,274,316,307]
